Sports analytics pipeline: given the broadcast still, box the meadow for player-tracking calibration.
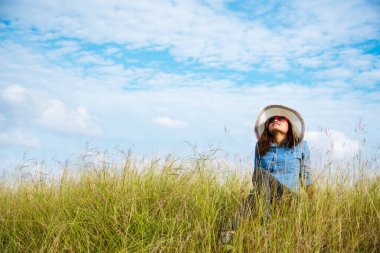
[0,151,379,252]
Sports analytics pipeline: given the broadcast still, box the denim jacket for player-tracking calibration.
[254,141,312,191]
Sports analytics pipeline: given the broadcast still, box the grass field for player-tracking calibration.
[0,152,379,252]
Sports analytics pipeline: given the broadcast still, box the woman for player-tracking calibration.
[253,104,312,197]
[221,104,313,243]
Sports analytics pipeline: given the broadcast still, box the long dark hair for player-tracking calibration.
[257,119,300,156]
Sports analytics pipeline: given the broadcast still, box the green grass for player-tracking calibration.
[0,154,379,252]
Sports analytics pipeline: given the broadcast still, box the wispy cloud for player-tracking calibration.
[39,99,102,136]
[2,0,379,71]
[152,117,188,128]
[306,130,360,161]
[0,0,379,168]
[0,129,40,147]
[1,84,26,103]
[0,84,102,147]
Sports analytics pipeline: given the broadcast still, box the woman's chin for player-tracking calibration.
[269,128,287,135]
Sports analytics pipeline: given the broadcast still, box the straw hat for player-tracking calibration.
[254,105,304,141]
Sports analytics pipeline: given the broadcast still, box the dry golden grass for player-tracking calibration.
[0,153,379,252]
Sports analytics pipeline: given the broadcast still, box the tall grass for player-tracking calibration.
[0,153,379,252]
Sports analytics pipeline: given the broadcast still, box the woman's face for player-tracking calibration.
[267,116,289,135]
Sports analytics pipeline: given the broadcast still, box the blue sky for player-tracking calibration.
[1,0,380,175]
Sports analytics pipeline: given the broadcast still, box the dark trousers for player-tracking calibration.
[225,168,292,230]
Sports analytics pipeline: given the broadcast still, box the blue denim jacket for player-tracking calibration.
[254,141,312,191]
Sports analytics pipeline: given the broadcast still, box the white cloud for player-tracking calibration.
[0,129,40,147]
[297,56,323,68]
[353,69,380,87]
[260,57,291,71]
[76,51,114,65]
[103,46,121,56]
[47,40,82,58]
[1,84,26,103]
[316,67,355,81]
[2,0,379,70]
[152,116,188,128]
[0,1,379,169]
[284,1,380,42]
[1,42,378,146]
[0,84,102,137]
[0,58,378,166]
[338,48,375,70]
[305,130,359,161]
[39,99,102,136]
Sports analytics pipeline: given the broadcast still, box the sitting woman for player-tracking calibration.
[221,104,313,243]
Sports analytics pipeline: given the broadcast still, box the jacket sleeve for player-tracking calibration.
[254,142,260,169]
[300,141,312,186]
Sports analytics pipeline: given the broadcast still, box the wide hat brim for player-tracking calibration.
[254,105,304,141]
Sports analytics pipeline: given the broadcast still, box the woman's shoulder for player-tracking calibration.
[292,140,309,151]
[297,140,310,154]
